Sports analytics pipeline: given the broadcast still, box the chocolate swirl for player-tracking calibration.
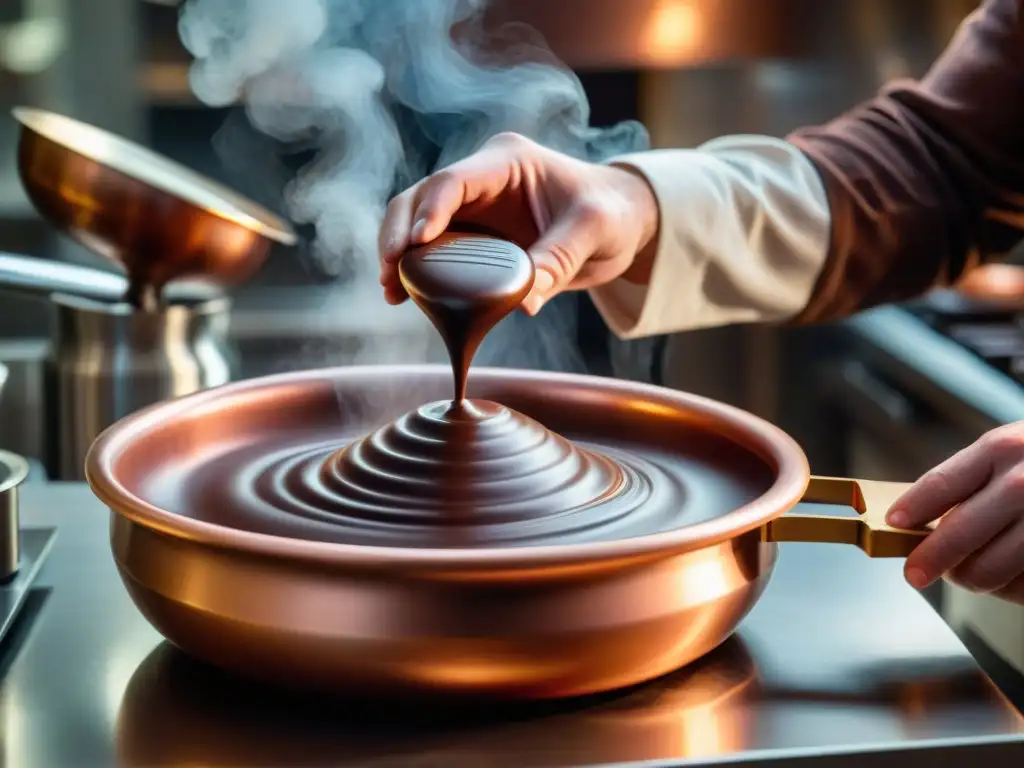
[321,400,626,518]
[222,399,689,548]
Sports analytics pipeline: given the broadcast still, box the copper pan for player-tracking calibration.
[85,365,929,700]
[13,107,296,308]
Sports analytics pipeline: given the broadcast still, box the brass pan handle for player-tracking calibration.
[762,476,929,558]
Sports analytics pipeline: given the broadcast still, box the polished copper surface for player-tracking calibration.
[86,365,801,697]
[86,364,931,698]
[88,366,800,559]
[399,232,535,402]
[13,107,296,309]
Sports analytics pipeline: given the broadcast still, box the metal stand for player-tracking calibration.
[0,528,57,645]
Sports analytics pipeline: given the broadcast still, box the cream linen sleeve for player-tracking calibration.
[588,135,831,339]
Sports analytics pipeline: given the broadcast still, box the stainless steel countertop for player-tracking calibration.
[1,483,1023,768]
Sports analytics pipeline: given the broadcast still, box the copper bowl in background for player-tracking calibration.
[13,107,297,307]
[85,365,928,700]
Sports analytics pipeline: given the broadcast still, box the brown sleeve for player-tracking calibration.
[788,0,1024,323]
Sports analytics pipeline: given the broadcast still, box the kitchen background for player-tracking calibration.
[2,0,1021,668]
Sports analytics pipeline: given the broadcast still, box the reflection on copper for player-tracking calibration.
[14,106,295,309]
[115,639,758,767]
[86,363,928,699]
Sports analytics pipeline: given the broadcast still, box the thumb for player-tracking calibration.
[523,212,602,315]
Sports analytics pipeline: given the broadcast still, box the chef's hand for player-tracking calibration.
[888,422,1024,603]
[378,132,660,315]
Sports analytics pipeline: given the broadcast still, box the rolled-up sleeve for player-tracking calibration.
[789,0,1024,323]
[589,137,831,339]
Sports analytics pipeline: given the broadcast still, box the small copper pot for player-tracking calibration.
[13,106,296,308]
[85,365,928,699]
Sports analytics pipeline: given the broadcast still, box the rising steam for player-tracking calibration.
[178,0,649,279]
[178,0,648,402]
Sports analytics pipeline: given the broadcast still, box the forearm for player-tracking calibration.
[589,138,830,339]
[790,0,1024,323]
[592,0,1024,339]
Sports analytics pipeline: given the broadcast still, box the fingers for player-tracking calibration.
[380,136,531,263]
[886,441,993,529]
[949,505,1024,593]
[993,570,1024,604]
[378,177,460,306]
[378,149,517,304]
[409,172,467,245]
[378,189,417,304]
[522,203,605,315]
[903,475,1017,588]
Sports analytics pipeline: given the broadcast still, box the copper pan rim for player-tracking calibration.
[85,365,810,572]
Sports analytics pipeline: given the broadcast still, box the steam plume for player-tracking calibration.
[178,0,649,278]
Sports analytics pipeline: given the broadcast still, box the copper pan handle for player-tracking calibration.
[762,476,929,558]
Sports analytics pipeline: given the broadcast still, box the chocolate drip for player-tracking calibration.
[399,233,534,403]
[269,231,661,545]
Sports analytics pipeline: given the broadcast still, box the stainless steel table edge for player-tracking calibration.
[603,733,1024,768]
[0,528,57,646]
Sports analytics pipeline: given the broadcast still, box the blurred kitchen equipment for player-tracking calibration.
[4,106,305,479]
[0,251,129,302]
[46,287,231,481]
[0,443,30,581]
[0,371,57,651]
[0,361,16,578]
[0,256,233,478]
[13,106,296,309]
[85,364,928,699]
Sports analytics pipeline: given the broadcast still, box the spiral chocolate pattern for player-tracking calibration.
[207,399,691,548]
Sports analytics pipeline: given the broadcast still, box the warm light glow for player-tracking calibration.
[0,17,65,74]
[405,655,567,689]
[681,706,728,756]
[624,398,680,419]
[645,1,703,63]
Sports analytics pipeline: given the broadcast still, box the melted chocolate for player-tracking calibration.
[287,399,682,546]
[134,233,772,549]
[152,419,766,548]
